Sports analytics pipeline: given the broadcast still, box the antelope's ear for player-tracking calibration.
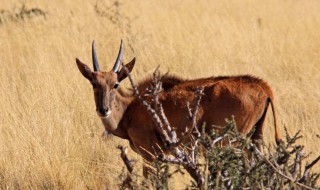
[76,58,92,80]
[117,57,136,82]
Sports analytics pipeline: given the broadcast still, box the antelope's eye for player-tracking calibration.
[113,82,119,89]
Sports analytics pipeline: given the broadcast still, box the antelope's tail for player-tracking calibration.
[269,98,282,145]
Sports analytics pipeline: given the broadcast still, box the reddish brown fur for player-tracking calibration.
[76,47,281,163]
[121,74,281,161]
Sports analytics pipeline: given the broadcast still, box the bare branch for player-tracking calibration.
[121,63,172,147]
[253,145,318,190]
[118,145,136,190]
[292,148,304,179]
[118,145,134,173]
[190,87,204,137]
[186,101,193,118]
[179,87,204,143]
[122,64,205,188]
[299,156,320,184]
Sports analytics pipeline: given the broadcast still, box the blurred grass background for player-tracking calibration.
[0,0,319,189]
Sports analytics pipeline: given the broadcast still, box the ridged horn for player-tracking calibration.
[92,41,100,72]
[112,39,124,73]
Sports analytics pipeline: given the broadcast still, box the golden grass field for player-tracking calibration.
[0,0,319,189]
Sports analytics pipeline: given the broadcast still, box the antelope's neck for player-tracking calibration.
[100,88,133,139]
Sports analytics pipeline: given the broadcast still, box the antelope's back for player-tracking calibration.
[123,74,273,158]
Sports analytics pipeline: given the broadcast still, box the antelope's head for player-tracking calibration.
[76,40,135,118]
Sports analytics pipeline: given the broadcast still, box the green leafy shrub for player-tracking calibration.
[118,119,319,189]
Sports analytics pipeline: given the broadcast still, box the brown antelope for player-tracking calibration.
[76,40,282,162]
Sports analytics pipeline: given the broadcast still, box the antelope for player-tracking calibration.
[76,40,282,165]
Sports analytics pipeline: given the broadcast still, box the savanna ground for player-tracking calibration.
[0,0,319,189]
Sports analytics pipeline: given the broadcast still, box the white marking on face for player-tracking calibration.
[97,110,112,118]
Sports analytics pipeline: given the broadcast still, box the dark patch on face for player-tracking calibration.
[92,71,119,115]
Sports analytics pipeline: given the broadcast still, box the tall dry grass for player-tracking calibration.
[0,0,319,189]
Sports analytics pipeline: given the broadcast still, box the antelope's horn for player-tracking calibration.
[112,39,124,73]
[92,41,100,72]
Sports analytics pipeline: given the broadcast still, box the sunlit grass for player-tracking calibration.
[0,0,319,189]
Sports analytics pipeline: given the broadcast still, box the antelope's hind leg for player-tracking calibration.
[251,103,269,152]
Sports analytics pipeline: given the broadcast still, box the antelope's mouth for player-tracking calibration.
[97,110,112,118]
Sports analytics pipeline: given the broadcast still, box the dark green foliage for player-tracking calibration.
[118,159,184,190]
[119,118,320,189]
[143,161,171,190]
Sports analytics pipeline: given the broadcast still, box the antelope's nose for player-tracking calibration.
[99,107,109,116]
